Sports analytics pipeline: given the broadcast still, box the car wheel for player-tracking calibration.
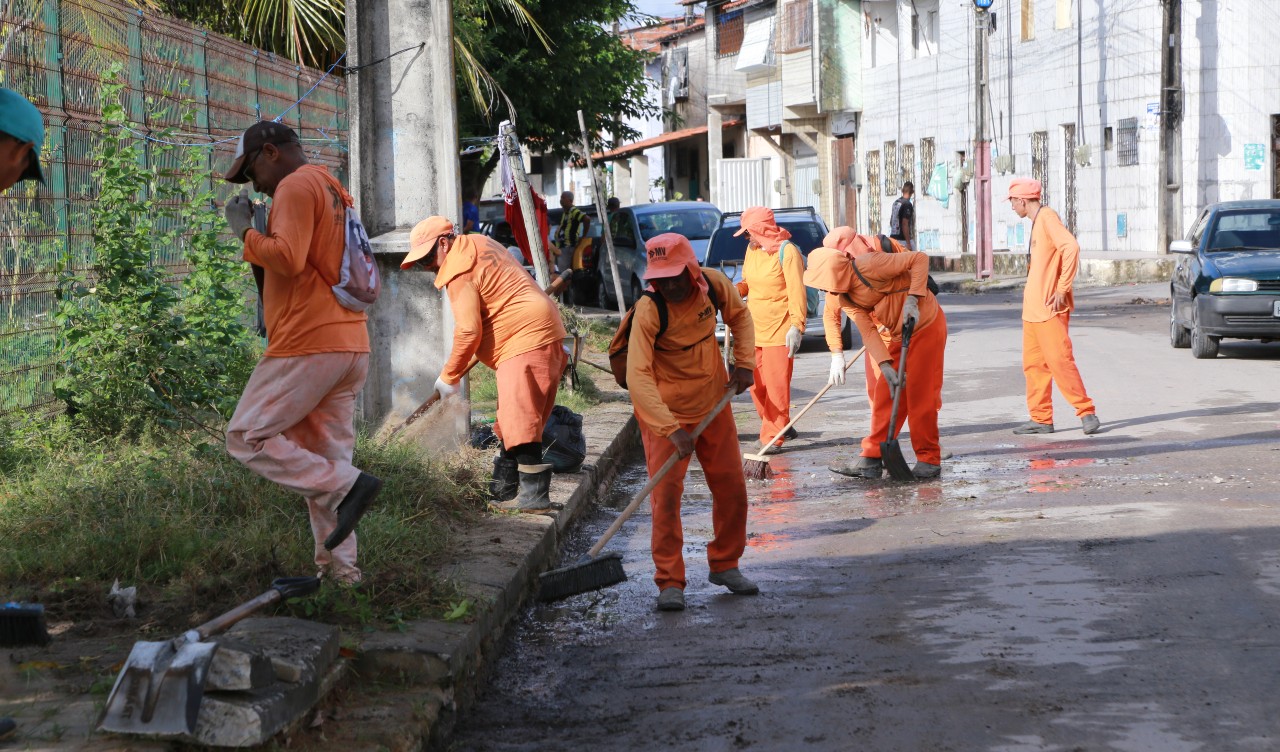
[1169,299,1190,349]
[1190,304,1219,359]
[595,272,613,310]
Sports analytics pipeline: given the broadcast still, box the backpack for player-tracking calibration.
[331,207,381,312]
[777,240,822,318]
[608,271,723,389]
[877,235,940,296]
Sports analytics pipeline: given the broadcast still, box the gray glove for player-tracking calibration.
[785,326,803,358]
[224,190,254,242]
[879,361,901,390]
[902,295,920,327]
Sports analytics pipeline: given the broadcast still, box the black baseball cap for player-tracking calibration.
[224,120,300,184]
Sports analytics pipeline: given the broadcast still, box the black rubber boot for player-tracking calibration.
[496,463,553,513]
[490,454,518,501]
[324,472,382,550]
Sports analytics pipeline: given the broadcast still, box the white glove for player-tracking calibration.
[224,190,254,241]
[785,325,803,357]
[433,376,460,398]
[902,295,920,327]
[827,353,846,386]
[879,361,901,390]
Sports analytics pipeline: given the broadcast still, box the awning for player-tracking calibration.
[594,119,744,161]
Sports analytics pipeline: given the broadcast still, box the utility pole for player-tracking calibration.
[1157,0,1183,254]
[973,0,994,279]
[500,120,552,289]
[577,110,627,315]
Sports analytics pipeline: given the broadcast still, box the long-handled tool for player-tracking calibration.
[99,576,320,738]
[742,346,867,480]
[538,389,737,602]
[880,318,916,481]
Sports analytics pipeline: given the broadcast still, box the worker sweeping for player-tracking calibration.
[805,230,947,479]
[1007,178,1101,436]
[401,217,567,512]
[734,206,808,452]
[627,233,757,612]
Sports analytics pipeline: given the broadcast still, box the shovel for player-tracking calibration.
[98,576,320,738]
[880,318,916,482]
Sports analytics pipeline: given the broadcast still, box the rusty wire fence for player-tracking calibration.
[0,0,348,414]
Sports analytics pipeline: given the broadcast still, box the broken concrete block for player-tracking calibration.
[224,616,339,684]
[206,637,276,692]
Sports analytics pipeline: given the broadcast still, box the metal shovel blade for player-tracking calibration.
[98,637,219,737]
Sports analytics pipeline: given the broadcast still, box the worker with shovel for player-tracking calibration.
[734,206,808,452]
[627,233,757,612]
[805,231,947,479]
[401,217,567,513]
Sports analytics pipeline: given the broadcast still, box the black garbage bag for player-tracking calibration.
[542,405,587,473]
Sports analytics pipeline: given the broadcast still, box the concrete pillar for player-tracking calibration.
[633,155,650,203]
[346,0,462,428]
[615,159,633,206]
[707,105,723,205]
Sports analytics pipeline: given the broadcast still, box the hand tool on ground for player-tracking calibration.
[99,576,320,737]
[742,346,866,480]
[538,389,736,602]
[880,318,916,482]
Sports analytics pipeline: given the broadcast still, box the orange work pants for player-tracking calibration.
[494,341,567,448]
[750,345,793,447]
[638,402,748,591]
[859,310,947,465]
[1022,313,1095,424]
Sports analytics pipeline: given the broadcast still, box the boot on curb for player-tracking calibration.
[495,463,553,513]
[656,587,685,611]
[490,455,518,501]
[1013,421,1054,435]
[830,456,883,479]
[912,462,942,479]
[709,567,759,595]
[324,472,382,551]
[1081,414,1102,435]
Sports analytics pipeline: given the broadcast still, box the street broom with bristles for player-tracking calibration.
[538,389,736,602]
[742,347,866,480]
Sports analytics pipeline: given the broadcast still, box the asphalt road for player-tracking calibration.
[447,284,1280,752]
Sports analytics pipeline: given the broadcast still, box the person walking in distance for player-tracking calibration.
[222,121,381,585]
[1007,178,1100,436]
[626,233,758,611]
[889,181,915,250]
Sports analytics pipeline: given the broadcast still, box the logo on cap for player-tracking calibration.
[648,245,668,261]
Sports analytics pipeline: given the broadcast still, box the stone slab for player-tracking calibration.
[225,616,339,684]
[206,637,275,692]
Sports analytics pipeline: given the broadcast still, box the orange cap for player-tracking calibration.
[1006,177,1042,201]
[643,233,698,280]
[802,246,855,294]
[733,206,776,237]
[402,216,454,269]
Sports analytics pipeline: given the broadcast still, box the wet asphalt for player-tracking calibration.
[446,284,1280,752]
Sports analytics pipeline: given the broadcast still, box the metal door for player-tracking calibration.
[835,136,858,227]
[793,156,820,212]
[1062,124,1077,234]
[867,150,882,234]
[717,158,771,213]
[1031,131,1050,206]
[1272,115,1280,199]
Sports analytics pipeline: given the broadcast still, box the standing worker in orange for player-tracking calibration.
[1007,178,1101,435]
[734,207,808,451]
[401,217,567,511]
[805,232,947,479]
[626,233,757,612]
[222,121,381,585]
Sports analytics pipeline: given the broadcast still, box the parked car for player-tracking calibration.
[703,207,852,349]
[1169,200,1280,359]
[597,201,723,309]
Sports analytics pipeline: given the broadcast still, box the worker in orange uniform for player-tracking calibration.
[1007,178,1100,435]
[804,232,947,479]
[734,206,808,451]
[401,216,568,511]
[626,233,757,612]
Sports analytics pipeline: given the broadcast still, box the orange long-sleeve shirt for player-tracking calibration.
[626,269,754,437]
[821,250,938,366]
[738,240,808,346]
[1023,207,1080,323]
[244,165,369,358]
[435,234,566,383]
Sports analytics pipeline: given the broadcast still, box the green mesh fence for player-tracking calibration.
[0,0,349,414]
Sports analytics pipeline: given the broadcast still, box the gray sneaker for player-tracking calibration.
[656,587,685,611]
[708,568,759,595]
[912,462,941,479]
[830,456,883,479]
[1012,421,1054,435]
[1081,414,1101,435]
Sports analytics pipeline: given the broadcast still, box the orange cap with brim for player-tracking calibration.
[802,246,855,294]
[733,206,776,237]
[1006,177,1042,201]
[643,232,710,295]
[402,216,455,269]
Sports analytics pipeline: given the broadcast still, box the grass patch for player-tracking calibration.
[0,417,489,629]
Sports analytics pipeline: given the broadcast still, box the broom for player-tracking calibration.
[742,347,866,481]
[538,388,736,602]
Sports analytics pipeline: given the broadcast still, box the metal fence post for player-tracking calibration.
[43,0,68,243]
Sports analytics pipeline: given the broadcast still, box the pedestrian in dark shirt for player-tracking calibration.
[889,181,915,250]
[462,190,481,234]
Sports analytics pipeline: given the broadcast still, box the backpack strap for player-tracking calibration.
[879,235,895,254]
[703,272,721,313]
[640,290,669,342]
[850,257,911,295]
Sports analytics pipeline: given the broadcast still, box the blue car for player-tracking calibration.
[1169,200,1280,359]
[597,202,723,309]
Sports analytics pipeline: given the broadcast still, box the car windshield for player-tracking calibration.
[704,219,826,265]
[1206,210,1280,251]
[635,208,722,241]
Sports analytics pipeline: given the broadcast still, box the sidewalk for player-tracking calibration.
[930,251,1175,287]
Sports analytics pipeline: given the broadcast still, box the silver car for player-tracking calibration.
[596,201,723,309]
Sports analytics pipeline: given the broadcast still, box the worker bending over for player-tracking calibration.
[626,233,758,612]
[805,231,947,479]
[402,217,567,512]
[1007,178,1100,436]
[734,207,807,451]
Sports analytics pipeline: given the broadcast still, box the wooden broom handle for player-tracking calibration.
[754,346,866,454]
[587,389,736,559]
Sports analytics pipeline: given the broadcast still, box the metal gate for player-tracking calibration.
[883,140,898,196]
[717,158,771,213]
[867,150,882,234]
[1062,124,1078,234]
[1032,131,1050,206]
[901,143,916,190]
[793,156,820,212]
[957,151,969,255]
[1272,115,1280,199]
